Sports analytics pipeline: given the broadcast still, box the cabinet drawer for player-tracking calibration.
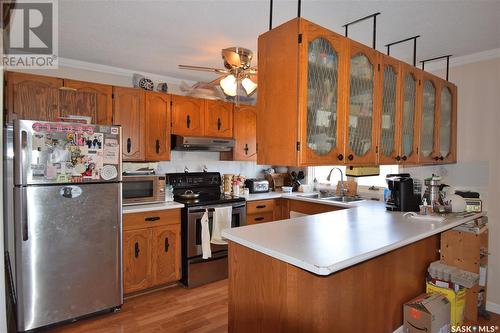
[247,200,275,214]
[247,212,275,225]
[123,209,181,231]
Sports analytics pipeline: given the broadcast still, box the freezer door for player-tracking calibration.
[15,182,122,332]
[14,119,122,186]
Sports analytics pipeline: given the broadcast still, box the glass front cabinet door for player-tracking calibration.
[377,54,401,164]
[300,27,346,165]
[437,80,457,163]
[418,73,440,163]
[398,65,422,164]
[344,41,379,165]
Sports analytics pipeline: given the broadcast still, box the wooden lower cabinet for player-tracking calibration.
[123,209,181,294]
[246,198,345,224]
[123,228,153,294]
[287,199,344,216]
[151,225,181,285]
[247,199,276,225]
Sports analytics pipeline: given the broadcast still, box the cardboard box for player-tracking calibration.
[426,281,467,326]
[403,293,450,333]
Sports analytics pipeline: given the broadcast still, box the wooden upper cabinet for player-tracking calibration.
[6,72,62,122]
[123,228,152,294]
[221,104,257,161]
[398,64,422,165]
[145,92,171,161]
[437,79,457,164]
[113,87,145,161]
[151,224,181,286]
[63,79,113,125]
[59,89,97,122]
[298,21,347,165]
[377,53,401,165]
[418,72,440,164]
[344,40,379,165]
[205,100,233,138]
[171,95,205,136]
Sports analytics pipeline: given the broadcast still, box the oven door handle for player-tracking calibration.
[189,204,246,214]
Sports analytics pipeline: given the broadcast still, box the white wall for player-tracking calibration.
[123,151,270,178]
[402,57,500,309]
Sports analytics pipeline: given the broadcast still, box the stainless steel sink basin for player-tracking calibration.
[297,192,337,199]
[325,196,364,203]
[297,193,363,203]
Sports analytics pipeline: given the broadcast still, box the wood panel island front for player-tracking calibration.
[222,200,483,332]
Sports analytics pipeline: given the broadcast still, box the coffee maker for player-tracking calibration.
[385,173,420,212]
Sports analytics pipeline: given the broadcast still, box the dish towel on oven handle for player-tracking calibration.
[200,209,211,259]
[211,206,233,245]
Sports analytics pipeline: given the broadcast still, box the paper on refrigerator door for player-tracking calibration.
[103,139,119,165]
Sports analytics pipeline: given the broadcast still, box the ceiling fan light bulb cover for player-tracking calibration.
[220,74,237,96]
[242,77,257,95]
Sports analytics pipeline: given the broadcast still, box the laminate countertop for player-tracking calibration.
[122,202,184,214]
[222,197,484,276]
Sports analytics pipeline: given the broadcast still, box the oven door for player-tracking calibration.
[186,203,245,258]
[122,177,159,205]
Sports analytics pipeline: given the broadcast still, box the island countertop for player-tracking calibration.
[222,200,484,276]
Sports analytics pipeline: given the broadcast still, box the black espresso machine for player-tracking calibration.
[385,173,420,212]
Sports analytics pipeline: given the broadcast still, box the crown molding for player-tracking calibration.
[58,57,196,85]
[423,48,500,72]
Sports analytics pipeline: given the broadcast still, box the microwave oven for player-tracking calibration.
[122,175,166,205]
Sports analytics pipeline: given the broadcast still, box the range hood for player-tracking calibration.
[171,135,235,152]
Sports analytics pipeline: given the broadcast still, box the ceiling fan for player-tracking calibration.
[178,47,258,97]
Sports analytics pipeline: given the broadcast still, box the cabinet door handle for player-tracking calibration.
[395,155,401,161]
[256,205,266,209]
[145,216,160,222]
[155,139,160,154]
[244,144,249,155]
[439,156,444,161]
[337,154,344,161]
[164,237,170,253]
[402,155,408,161]
[134,242,140,258]
[217,118,222,131]
[254,217,265,221]
[186,115,191,128]
[127,138,131,153]
[348,154,354,161]
[434,156,440,161]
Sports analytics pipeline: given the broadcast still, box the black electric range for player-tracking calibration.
[165,172,246,287]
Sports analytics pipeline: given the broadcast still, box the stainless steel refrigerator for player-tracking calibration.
[4,120,123,332]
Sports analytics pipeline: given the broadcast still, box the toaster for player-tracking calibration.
[245,179,269,194]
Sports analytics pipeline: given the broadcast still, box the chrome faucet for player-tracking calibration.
[326,167,348,197]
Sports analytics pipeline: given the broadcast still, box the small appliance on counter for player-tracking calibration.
[385,173,420,212]
[122,174,166,205]
[244,178,269,193]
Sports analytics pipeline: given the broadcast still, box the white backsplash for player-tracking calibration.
[401,160,491,211]
[123,151,270,178]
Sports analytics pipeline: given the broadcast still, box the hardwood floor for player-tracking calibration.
[48,279,500,333]
[49,280,228,333]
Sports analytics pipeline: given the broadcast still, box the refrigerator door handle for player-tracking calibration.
[20,130,28,186]
[21,187,28,241]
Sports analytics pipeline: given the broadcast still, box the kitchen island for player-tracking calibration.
[222,199,483,332]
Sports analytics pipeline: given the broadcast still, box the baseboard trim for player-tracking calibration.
[487,301,500,315]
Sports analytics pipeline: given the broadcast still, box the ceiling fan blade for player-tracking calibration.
[208,76,224,86]
[222,49,241,68]
[178,65,229,74]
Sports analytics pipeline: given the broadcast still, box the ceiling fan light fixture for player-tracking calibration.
[220,74,237,96]
[242,77,257,95]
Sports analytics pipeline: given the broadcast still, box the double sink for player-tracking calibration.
[297,192,364,203]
